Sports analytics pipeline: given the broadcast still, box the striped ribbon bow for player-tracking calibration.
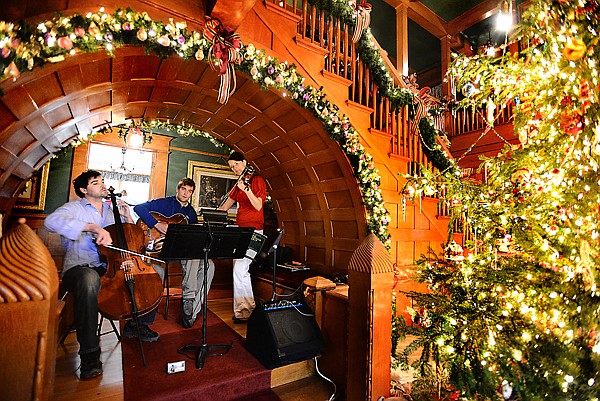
[398,75,440,134]
[349,0,372,43]
[203,17,242,104]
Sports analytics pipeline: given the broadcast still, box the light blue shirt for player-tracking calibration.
[44,198,116,274]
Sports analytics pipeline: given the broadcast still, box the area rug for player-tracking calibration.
[121,301,281,401]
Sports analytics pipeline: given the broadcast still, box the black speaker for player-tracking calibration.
[246,299,323,369]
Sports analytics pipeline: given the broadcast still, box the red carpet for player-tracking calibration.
[121,301,281,401]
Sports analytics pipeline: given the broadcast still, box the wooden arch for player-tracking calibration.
[0,46,367,273]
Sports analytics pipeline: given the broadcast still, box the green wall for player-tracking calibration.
[40,135,230,213]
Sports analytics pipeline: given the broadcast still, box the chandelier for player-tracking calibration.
[116,122,153,149]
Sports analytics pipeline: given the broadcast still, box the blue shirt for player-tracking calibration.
[44,198,116,274]
[133,196,198,227]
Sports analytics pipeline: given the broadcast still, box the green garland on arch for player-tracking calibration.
[0,8,392,246]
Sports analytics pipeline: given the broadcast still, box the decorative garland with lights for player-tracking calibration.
[0,8,392,245]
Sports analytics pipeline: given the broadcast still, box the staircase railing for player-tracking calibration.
[266,0,432,169]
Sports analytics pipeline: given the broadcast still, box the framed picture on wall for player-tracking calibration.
[187,161,238,215]
[15,162,50,211]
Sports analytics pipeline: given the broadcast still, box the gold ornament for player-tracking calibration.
[563,37,587,60]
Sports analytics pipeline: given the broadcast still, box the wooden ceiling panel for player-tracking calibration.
[271,106,308,133]
[296,134,328,157]
[275,197,297,213]
[87,111,113,130]
[313,160,344,181]
[272,146,299,164]
[127,86,153,102]
[305,246,326,268]
[2,86,38,119]
[148,86,169,103]
[325,190,354,209]
[14,159,36,179]
[0,102,17,134]
[81,58,112,87]
[87,91,112,112]
[226,107,255,128]
[123,56,162,80]
[332,221,359,239]
[196,95,221,115]
[112,87,129,106]
[306,220,325,237]
[244,86,280,112]
[298,194,321,211]
[2,127,35,159]
[195,65,221,90]
[184,112,212,127]
[163,88,193,105]
[287,169,312,186]
[250,124,279,145]
[23,73,64,108]
[0,173,20,198]
[0,148,18,170]
[68,97,90,118]
[55,124,80,145]
[43,104,73,130]
[56,65,85,94]
[22,146,51,170]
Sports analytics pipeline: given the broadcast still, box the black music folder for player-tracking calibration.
[159,224,254,260]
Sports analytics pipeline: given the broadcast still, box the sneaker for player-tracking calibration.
[122,321,160,342]
[232,315,248,324]
[122,320,138,339]
[181,299,195,328]
[80,349,103,380]
[139,325,160,342]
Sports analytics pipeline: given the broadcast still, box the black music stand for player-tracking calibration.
[160,224,254,368]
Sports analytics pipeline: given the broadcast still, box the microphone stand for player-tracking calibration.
[268,229,284,302]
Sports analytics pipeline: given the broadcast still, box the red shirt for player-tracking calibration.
[230,175,267,230]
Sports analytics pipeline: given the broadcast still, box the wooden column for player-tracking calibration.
[396,4,409,76]
[346,233,394,401]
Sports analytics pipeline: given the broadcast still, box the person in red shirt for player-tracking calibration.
[219,151,267,323]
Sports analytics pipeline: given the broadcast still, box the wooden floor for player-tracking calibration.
[54,297,334,401]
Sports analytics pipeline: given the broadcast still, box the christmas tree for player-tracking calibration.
[398,0,600,399]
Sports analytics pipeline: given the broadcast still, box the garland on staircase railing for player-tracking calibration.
[0,8,392,246]
[308,0,458,175]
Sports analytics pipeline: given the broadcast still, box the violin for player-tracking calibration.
[96,187,163,321]
[241,165,255,188]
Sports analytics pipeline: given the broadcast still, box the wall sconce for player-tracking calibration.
[497,0,514,32]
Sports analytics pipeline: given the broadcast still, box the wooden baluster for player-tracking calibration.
[326,18,334,73]
[310,5,317,43]
[300,1,308,38]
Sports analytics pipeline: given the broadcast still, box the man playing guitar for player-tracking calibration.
[134,177,215,328]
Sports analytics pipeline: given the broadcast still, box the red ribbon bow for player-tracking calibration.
[203,17,242,104]
[349,0,372,43]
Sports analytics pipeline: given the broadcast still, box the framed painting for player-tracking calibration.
[15,162,50,211]
[187,161,238,215]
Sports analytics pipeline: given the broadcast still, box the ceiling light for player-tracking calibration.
[497,0,514,32]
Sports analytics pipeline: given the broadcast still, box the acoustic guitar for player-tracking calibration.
[136,211,189,257]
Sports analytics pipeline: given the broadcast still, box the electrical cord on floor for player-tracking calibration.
[314,356,336,401]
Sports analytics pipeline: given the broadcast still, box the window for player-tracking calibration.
[87,143,153,204]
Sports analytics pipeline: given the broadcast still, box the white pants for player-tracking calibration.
[233,256,255,319]
[181,259,215,321]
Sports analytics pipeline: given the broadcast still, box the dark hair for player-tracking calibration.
[72,170,102,198]
[228,151,245,162]
[177,177,196,191]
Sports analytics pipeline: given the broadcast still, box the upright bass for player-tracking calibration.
[97,188,163,321]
